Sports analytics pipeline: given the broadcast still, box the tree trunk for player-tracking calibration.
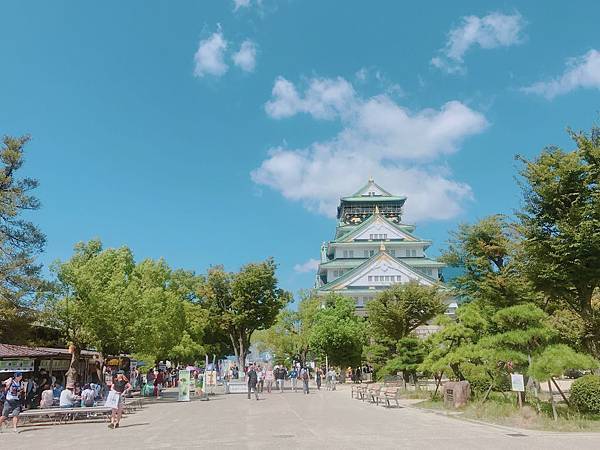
[548,380,558,421]
[66,345,80,387]
[433,371,444,397]
[238,335,245,370]
[551,377,570,406]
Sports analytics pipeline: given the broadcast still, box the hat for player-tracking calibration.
[14,371,23,377]
[116,370,125,375]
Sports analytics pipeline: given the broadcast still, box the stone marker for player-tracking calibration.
[443,381,471,408]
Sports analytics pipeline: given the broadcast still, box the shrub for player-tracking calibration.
[570,375,600,415]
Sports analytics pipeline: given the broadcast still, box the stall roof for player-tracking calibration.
[0,344,101,359]
[0,344,57,358]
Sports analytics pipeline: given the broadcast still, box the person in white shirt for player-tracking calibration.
[59,386,80,408]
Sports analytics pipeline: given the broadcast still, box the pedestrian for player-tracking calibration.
[276,365,287,393]
[247,365,259,401]
[154,369,164,398]
[265,366,274,393]
[355,367,362,384]
[257,366,265,393]
[315,367,322,390]
[300,367,310,394]
[108,370,131,429]
[103,366,113,398]
[0,371,24,433]
[289,366,298,392]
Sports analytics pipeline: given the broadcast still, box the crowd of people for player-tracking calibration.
[227,363,347,399]
[1,359,363,433]
[0,368,133,433]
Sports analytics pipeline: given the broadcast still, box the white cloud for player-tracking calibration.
[265,76,356,120]
[521,49,600,99]
[193,30,228,77]
[293,258,320,274]
[232,40,257,72]
[252,76,488,222]
[432,12,525,74]
[233,0,251,11]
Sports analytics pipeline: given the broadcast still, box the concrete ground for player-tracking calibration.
[1,385,599,449]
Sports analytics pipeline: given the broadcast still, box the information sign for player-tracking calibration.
[511,373,525,392]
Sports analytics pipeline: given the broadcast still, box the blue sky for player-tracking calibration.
[1,0,599,298]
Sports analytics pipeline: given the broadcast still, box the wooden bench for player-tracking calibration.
[375,387,402,408]
[367,384,382,403]
[352,385,368,400]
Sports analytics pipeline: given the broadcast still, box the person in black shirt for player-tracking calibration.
[108,370,131,429]
[247,364,259,400]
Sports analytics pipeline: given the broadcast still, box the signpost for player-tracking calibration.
[511,373,525,409]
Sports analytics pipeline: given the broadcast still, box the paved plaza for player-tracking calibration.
[1,385,599,449]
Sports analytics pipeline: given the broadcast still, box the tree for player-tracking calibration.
[48,240,135,385]
[441,215,535,308]
[420,301,489,382]
[0,135,46,343]
[309,294,365,368]
[367,282,447,342]
[529,344,598,383]
[126,258,188,362]
[518,127,600,356]
[254,292,320,365]
[379,337,426,383]
[202,259,290,368]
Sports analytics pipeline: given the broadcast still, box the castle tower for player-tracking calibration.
[315,179,445,316]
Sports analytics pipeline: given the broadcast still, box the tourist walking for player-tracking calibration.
[108,370,131,429]
[289,367,298,392]
[0,371,24,433]
[275,365,287,393]
[247,365,259,400]
[265,367,274,393]
[258,366,265,393]
[300,367,310,394]
[315,367,322,390]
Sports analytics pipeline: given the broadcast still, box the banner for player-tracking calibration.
[178,369,191,401]
[0,358,34,373]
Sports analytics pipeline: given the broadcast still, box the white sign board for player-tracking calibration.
[511,373,525,392]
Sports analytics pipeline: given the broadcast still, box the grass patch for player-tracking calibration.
[414,392,600,432]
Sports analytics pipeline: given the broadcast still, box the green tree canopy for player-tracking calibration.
[202,258,290,368]
[309,294,365,368]
[0,135,46,343]
[529,344,598,382]
[441,215,535,308]
[518,127,600,356]
[366,281,447,342]
[254,292,320,365]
